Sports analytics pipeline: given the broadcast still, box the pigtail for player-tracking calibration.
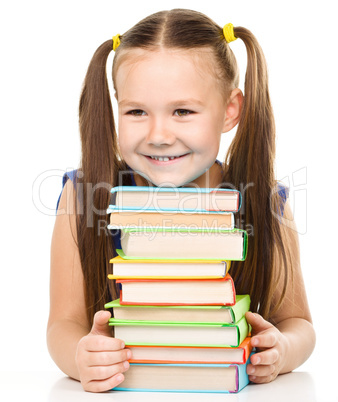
[77,40,130,325]
[224,28,289,320]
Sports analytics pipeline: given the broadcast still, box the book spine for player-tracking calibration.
[231,295,251,323]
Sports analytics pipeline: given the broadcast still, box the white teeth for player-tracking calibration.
[150,156,178,161]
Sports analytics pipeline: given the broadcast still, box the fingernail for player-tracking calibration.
[251,338,258,346]
[127,349,132,359]
[123,360,130,369]
[247,366,255,374]
[250,376,256,381]
[120,341,125,349]
[253,356,261,365]
[115,374,123,383]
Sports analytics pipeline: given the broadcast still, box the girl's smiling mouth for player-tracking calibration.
[144,153,190,163]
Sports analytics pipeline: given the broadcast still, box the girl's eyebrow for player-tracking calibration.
[169,98,204,107]
[118,98,204,107]
[118,100,145,108]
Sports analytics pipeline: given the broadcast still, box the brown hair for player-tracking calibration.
[76,9,290,325]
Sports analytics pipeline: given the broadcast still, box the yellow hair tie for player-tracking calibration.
[223,23,237,43]
[112,34,121,51]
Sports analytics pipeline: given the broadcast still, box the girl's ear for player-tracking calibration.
[222,88,243,133]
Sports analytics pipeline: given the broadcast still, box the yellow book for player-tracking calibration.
[108,255,231,279]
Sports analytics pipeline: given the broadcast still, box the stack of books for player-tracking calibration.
[104,186,253,393]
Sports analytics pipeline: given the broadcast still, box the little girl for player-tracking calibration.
[47,9,315,393]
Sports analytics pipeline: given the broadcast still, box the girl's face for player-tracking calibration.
[115,49,235,188]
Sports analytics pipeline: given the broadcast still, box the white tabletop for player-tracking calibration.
[0,369,336,402]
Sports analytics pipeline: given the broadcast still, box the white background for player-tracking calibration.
[1,0,337,397]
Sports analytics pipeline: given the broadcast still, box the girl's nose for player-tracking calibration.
[146,117,176,146]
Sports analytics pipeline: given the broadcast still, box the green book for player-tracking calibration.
[105,295,250,324]
[119,228,248,261]
[109,316,249,348]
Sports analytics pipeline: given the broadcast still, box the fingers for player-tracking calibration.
[78,345,132,392]
[87,360,130,381]
[246,312,278,350]
[83,372,126,393]
[247,369,277,384]
[86,348,132,367]
[81,354,131,392]
[251,348,279,366]
[251,331,278,349]
[247,362,275,377]
[245,312,274,335]
[90,310,112,337]
[77,336,130,365]
[76,316,133,393]
[244,312,288,384]
[80,335,125,352]
[247,344,281,384]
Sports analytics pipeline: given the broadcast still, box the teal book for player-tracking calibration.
[109,186,241,213]
[113,358,252,393]
[109,316,249,348]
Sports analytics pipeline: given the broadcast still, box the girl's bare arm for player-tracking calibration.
[246,200,316,383]
[47,180,130,392]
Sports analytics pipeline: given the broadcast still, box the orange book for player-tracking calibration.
[117,274,235,306]
[127,337,252,364]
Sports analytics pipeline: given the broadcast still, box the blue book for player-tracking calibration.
[109,186,241,213]
[113,358,252,393]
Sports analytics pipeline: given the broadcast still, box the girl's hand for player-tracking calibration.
[75,310,131,392]
[245,312,289,384]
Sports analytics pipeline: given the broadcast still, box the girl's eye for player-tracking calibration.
[175,109,193,117]
[128,109,146,116]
